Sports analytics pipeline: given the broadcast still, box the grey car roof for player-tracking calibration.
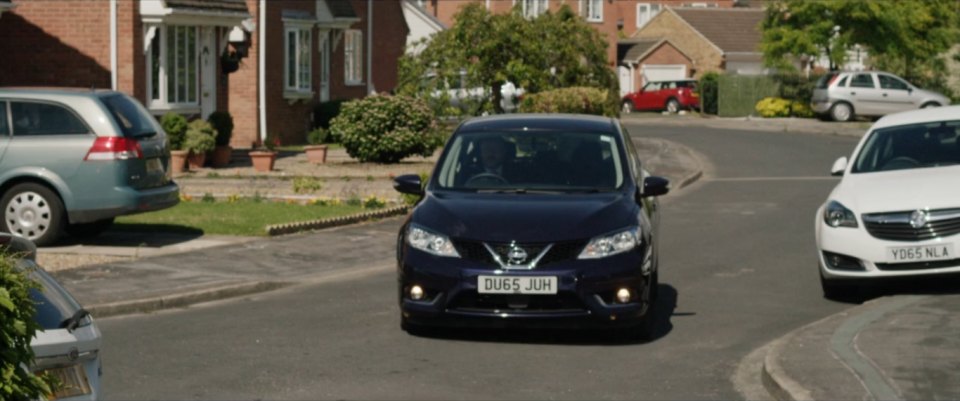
[458,114,618,133]
[0,87,120,98]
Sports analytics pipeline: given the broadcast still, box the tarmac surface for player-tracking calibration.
[36,114,958,400]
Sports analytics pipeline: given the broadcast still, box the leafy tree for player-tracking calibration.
[397,3,617,116]
[1,252,52,401]
[761,0,960,96]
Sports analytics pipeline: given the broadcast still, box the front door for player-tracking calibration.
[200,27,217,119]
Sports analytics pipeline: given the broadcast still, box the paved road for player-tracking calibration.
[96,123,863,400]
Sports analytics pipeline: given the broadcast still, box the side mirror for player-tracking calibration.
[830,156,848,176]
[393,174,424,196]
[642,176,670,198]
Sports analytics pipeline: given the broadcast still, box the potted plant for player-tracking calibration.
[161,112,189,174]
[207,111,234,167]
[249,135,279,172]
[184,120,217,169]
[304,127,329,164]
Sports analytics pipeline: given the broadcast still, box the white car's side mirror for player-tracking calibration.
[831,156,848,176]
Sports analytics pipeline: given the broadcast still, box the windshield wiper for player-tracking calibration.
[59,309,90,332]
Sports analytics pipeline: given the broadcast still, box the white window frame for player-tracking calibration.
[636,3,662,29]
[284,24,313,98]
[344,29,364,86]
[515,0,548,18]
[581,0,602,22]
[146,24,200,113]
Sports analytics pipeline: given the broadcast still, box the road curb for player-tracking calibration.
[86,281,289,318]
[265,205,410,236]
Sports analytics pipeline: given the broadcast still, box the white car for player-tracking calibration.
[3,234,103,400]
[424,70,524,113]
[815,106,960,299]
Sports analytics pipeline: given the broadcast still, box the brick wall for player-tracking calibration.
[369,0,408,93]
[0,0,111,88]
[227,0,260,148]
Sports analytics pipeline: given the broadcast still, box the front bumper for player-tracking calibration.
[399,247,652,328]
[815,210,960,280]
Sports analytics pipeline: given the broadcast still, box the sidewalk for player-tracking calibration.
[763,293,960,400]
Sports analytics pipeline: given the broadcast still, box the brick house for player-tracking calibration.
[0,0,409,148]
[617,38,693,96]
[414,0,736,83]
[627,7,766,87]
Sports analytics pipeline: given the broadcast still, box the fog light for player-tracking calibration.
[616,288,631,304]
[410,285,425,301]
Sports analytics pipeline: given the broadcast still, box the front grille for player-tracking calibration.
[862,208,960,242]
[876,258,960,271]
[448,291,587,313]
[454,240,586,268]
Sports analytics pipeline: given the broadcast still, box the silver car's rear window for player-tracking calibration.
[20,260,82,330]
[100,94,158,138]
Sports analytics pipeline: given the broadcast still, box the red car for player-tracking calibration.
[622,79,700,113]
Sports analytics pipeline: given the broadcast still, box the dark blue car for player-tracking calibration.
[394,114,669,339]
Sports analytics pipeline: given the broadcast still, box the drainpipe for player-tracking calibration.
[258,0,267,144]
[367,0,374,94]
[110,0,117,90]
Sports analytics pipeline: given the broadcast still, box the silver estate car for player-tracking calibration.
[0,88,179,245]
[811,71,950,122]
[3,233,103,400]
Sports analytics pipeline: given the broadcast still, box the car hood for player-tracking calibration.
[412,191,637,243]
[832,166,960,213]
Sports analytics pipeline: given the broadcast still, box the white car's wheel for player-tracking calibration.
[665,98,680,114]
[1,183,65,246]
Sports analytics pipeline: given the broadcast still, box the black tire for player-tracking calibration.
[400,315,435,337]
[665,98,680,113]
[66,217,115,238]
[0,183,66,246]
[621,100,634,114]
[820,271,864,303]
[830,102,854,122]
[921,102,941,109]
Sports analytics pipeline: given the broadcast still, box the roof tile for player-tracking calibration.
[672,8,764,53]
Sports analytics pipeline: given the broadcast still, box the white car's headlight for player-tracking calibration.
[579,227,641,259]
[407,225,460,258]
[823,201,858,228]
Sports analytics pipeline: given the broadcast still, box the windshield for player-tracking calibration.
[433,130,626,192]
[853,120,960,173]
[21,260,83,330]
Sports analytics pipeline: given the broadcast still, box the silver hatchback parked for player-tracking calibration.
[0,88,179,245]
[811,71,950,122]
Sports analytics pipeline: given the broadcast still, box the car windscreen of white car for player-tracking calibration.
[853,121,960,173]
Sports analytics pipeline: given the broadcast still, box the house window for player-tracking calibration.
[687,2,718,7]
[637,3,662,28]
[517,0,548,18]
[344,29,363,85]
[147,25,199,110]
[581,0,602,22]
[284,27,312,93]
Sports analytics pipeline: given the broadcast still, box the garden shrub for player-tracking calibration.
[307,127,328,145]
[330,94,442,164]
[184,120,217,154]
[0,251,53,400]
[755,97,816,118]
[206,111,234,147]
[160,112,188,150]
[699,72,720,115]
[518,87,616,117]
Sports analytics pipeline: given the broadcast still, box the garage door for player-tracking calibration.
[641,64,686,85]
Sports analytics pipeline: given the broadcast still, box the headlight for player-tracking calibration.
[406,225,460,258]
[823,201,858,228]
[579,227,641,259]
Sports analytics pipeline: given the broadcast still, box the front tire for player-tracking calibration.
[621,100,634,114]
[921,102,941,109]
[830,102,854,122]
[1,183,66,246]
[820,271,865,303]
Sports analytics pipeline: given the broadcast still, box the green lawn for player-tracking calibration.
[115,200,369,236]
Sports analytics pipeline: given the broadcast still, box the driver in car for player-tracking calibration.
[465,137,517,185]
